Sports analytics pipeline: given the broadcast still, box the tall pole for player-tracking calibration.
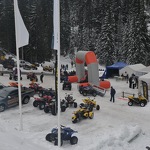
[53,0,61,147]
[14,0,23,130]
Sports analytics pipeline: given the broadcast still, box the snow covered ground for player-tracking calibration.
[0,56,150,150]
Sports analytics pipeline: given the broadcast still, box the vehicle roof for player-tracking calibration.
[0,86,18,92]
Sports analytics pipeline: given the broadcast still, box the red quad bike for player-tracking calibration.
[29,82,43,93]
[33,95,52,110]
[64,93,77,108]
[44,99,67,115]
[27,72,38,82]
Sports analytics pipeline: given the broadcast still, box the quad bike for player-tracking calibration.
[72,108,94,123]
[128,94,147,107]
[44,99,67,115]
[43,66,53,72]
[62,81,72,90]
[9,73,22,81]
[64,93,77,108]
[27,72,38,82]
[38,88,56,99]
[29,82,43,93]
[80,97,100,111]
[81,85,97,97]
[45,125,78,146]
[33,95,52,110]
[30,64,38,70]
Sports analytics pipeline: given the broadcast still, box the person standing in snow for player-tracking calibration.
[40,72,44,83]
[110,86,116,103]
[71,60,73,68]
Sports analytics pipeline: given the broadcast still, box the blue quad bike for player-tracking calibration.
[45,126,78,146]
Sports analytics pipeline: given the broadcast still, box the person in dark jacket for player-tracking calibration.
[40,72,44,83]
[110,86,116,103]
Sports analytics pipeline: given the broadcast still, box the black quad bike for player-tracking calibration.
[9,73,22,81]
[81,86,97,97]
[62,81,72,90]
[38,88,56,99]
[44,99,67,115]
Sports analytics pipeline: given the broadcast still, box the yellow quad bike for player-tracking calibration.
[80,97,100,111]
[128,94,147,107]
[43,66,53,72]
[72,108,94,123]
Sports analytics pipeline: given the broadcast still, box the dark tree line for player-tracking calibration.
[0,0,150,65]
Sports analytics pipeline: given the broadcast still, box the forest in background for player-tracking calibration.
[0,0,150,65]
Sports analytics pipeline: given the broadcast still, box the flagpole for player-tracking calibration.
[14,0,29,130]
[14,0,23,130]
[53,0,61,147]
[57,0,61,147]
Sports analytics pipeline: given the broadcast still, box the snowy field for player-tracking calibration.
[0,56,150,150]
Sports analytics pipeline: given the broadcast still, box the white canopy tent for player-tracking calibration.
[119,63,146,77]
[139,72,150,85]
[136,66,150,76]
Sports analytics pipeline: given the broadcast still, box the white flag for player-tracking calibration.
[53,0,59,50]
[14,0,29,48]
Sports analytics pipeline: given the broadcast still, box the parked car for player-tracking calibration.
[0,86,34,112]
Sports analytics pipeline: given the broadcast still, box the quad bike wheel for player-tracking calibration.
[22,97,30,104]
[44,106,50,113]
[140,101,146,107]
[96,105,100,110]
[70,136,78,145]
[51,105,57,115]
[80,103,84,108]
[128,100,133,106]
[72,118,77,123]
[92,92,97,97]
[73,102,77,108]
[0,104,5,112]
[79,90,83,94]
[83,92,87,96]
[39,102,45,110]
[61,106,66,112]
[45,133,55,142]
[54,139,63,146]
[33,101,39,107]
[38,92,43,97]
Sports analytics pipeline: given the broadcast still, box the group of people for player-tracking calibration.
[61,64,68,71]
[121,72,138,89]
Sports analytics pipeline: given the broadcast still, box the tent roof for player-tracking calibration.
[107,62,128,69]
[138,65,150,73]
[139,72,150,84]
[126,64,146,71]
